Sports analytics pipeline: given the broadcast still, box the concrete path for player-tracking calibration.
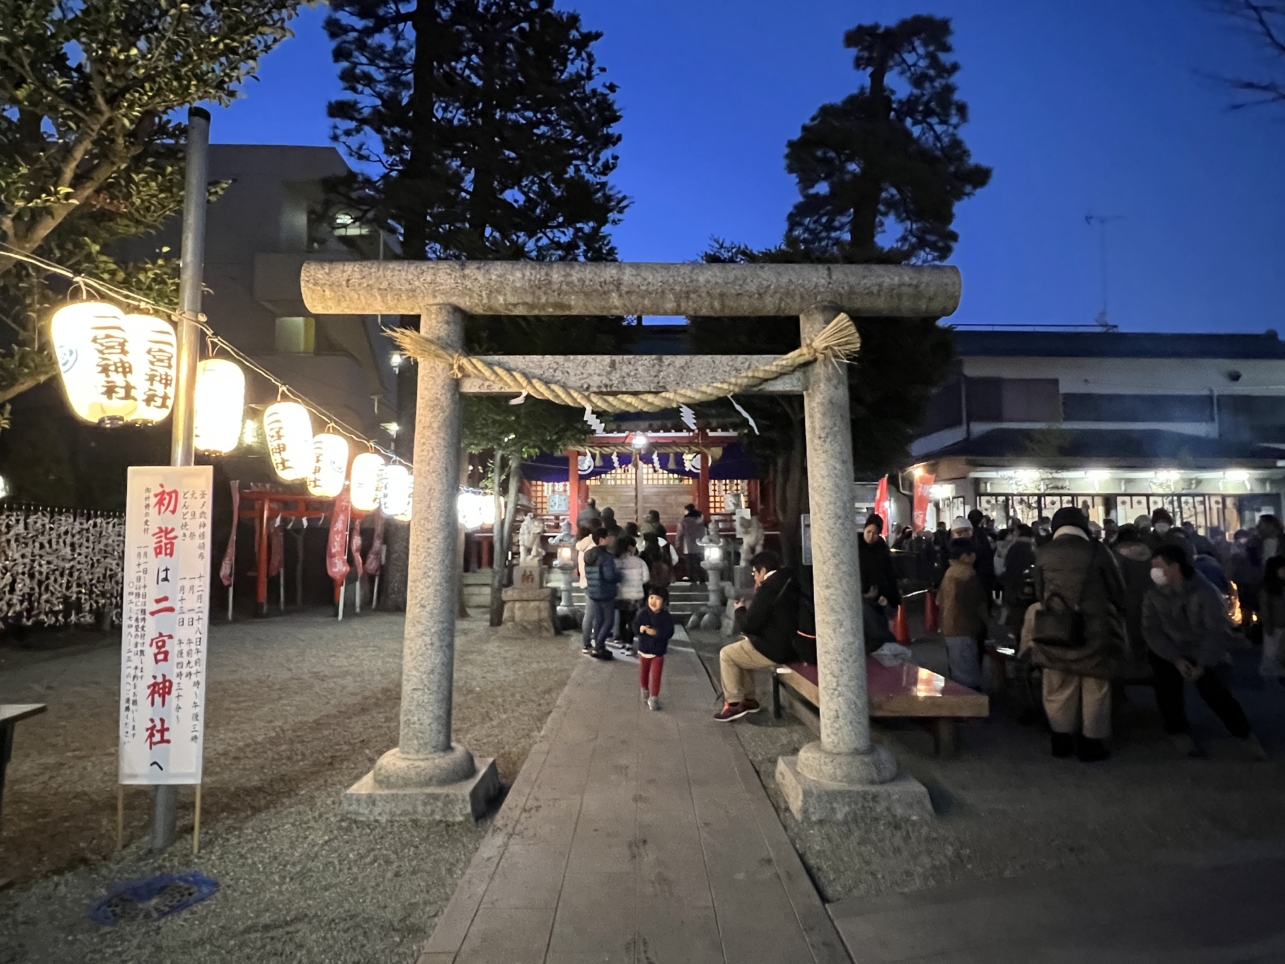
[418,643,849,964]
[828,837,1285,963]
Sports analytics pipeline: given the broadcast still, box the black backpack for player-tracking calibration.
[791,579,817,663]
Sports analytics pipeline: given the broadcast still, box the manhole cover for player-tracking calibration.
[88,873,219,926]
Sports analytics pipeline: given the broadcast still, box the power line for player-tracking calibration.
[0,241,409,467]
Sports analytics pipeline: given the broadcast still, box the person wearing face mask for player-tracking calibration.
[1143,544,1267,759]
[1029,507,1131,761]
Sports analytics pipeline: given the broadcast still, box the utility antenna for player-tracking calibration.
[1085,213,1124,330]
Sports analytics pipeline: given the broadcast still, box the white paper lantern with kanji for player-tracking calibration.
[381,463,413,521]
[124,314,179,424]
[262,401,313,481]
[308,433,350,498]
[193,359,245,454]
[51,302,178,426]
[350,453,385,511]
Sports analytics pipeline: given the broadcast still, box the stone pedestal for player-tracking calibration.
[774,757,931,822]
[498,582,558,637]
[344,757,500,821]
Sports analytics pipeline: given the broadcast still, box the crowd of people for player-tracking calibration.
[932,506,1279,761]
[571,499,712,708]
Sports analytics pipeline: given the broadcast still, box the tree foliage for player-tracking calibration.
[691,15,986,563]
[783,15,991,264]
[324,0,626,263]
[0,0,306,400]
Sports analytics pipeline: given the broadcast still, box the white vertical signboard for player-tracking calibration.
[119,465,213,784]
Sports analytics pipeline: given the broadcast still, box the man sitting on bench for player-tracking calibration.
[714,551,808,722]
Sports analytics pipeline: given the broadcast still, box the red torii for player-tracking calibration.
[236,489,368,616]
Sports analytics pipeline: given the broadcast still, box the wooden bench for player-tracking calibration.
[771,658,989,756]
[1,704,46,833]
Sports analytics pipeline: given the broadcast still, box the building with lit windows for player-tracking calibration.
[903,330,1285,531]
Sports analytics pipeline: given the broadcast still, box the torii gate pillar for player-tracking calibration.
[343,304,500,820]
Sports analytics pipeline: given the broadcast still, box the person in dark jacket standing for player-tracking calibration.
[581,528,619,660]
[1030,507,1130,762]
[676,504,707,584]
[714,551,800,722]
[967,508,997,596]
[1000,524,1037,642]
[859,514,902,631]
[1144,544,1266,759]
[1112,525,1155,680]
[634,587,676,710]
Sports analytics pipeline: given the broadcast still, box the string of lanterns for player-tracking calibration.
[7,243,415,520]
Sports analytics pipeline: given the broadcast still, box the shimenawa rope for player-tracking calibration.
[387,312,861,414]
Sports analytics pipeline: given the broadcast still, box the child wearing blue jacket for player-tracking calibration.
[633,587,675,710]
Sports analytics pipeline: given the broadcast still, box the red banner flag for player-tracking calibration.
[350,521,365,578]
[364,510,386,577]
[913,473,935,530]
[219,481,240,587]
[327,490,351,583]
[874,476,890,528]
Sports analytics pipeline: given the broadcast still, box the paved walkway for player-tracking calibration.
[828,837,1285,963]
[419,641,849,964]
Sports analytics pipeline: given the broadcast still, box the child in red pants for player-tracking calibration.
[633,587,675,710]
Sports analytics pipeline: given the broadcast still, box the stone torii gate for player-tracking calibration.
[301,261,960,821]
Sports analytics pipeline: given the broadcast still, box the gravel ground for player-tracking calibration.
[689,629,1285,903]
[0,610,576,964]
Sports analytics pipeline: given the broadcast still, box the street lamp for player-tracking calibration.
[551,521,578,614]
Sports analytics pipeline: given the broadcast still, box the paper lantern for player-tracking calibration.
[193,359,245,454]
[51,303,178,426]
[457,491,495,530]
[350,453,386,511]
[381,463,413,521]
[262,401,313,481]
[308,433,349,498]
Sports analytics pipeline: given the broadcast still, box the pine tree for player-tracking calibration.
[325,0,626,614]
[324,0,625,266]
[691,16,988,564]
[784,15,991,264]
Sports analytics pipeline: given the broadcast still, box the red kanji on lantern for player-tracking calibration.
[145,717,171,749]
[153,485,180,515]
[153,526,176,557]
[147,673,173,708]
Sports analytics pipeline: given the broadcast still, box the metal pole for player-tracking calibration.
[153,105,209,853]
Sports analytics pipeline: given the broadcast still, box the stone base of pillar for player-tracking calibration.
[775,756,932,822]
[342,757,500,822]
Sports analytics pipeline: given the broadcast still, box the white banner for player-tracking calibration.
[119,466,213,785]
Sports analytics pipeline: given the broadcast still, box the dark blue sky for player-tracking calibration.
[211,0,1284,332]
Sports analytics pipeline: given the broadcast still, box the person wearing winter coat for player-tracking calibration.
[714,551,801,722]
[967,509,997,596]
[581,528,620,660]
[1144,544,1266,759]
[574,524,595,590]
[676,504,708,584]
[859,514,902,635]
[640,510,666,542]
[1000,524,1037,641]
[634,587,676,710]
[614,536,648,654]
[937,539,990,690]
[576,498,601,530]
[1258,555,1285,682]
[1030,507,1130,762]
[1112,525,1156,680]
